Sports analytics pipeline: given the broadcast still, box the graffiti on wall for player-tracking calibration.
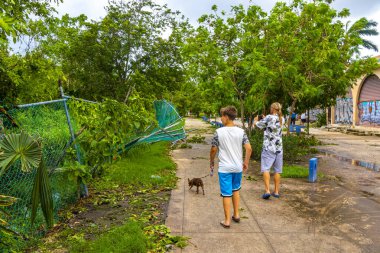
[359,101,380,125]
[309,108,324,122]
[335,98,353,124]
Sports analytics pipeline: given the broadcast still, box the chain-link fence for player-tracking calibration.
[0,98,185,237]
[1,100,79,234]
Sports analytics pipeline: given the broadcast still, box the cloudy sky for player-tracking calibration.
[54,0,380,57]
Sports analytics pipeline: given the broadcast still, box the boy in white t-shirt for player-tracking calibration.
[210,106,252,228]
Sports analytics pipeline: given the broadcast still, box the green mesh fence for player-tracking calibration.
[0,101,79,235]
[136,100,186,145]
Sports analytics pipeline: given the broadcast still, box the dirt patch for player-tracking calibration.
[33,185,172,252]
[274,153,380,252]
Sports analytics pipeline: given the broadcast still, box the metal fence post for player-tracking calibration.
[59,80,88,197]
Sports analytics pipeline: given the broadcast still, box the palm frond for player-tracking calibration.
[348,18,379,37]
[362,39,379,52]
[0,195,18,207]
[0,132,42,176]
[31,160,54,228]
[364,20,378,29]
[358,29,379,36]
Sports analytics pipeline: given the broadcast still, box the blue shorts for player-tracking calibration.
[218,172,242,197]
[261,149,283,173]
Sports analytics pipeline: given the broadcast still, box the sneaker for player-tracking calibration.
[262,193,271,199]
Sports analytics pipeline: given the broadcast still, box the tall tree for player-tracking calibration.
[39,0,187,103]
[255,0,378,133]
[185,5,267,128]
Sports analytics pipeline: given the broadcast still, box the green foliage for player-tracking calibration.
[144,224,188,251]
[0,194,19,246]
[70,221,147,253]
[55,162,91,184]
[187,134,206,143]
[249,130,321,162]
[31,160,54,228]
[185,1,379,129]
[316,111,327,127]
[282,134,321,163]
[70,98,156,170]
[38,0,188,103]
[0,0,60,44]
[248,129,264,161]
[12,105,70,142]
[176,142,192,149]
[0,132,42,175]
[0,132,54,234]
[346,18,379,52]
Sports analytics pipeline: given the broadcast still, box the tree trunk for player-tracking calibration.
[307,109,310,135]
[247,113,253,136]
[239,97,246,129]
[123,84,135,104]
[326,108,329,126]
[287,99,297,135]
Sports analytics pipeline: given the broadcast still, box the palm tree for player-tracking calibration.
[346,18,379,52]
[0,132,54,230]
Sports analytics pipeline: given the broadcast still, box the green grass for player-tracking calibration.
[99,142,177,189]
[32,141,187,252]
[71,221,147,253]
[282,165,324,179]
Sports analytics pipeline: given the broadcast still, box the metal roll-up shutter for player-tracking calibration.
[359,75,380,102]
[358,75,380,125]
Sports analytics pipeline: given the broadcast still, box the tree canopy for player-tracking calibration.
[0,0,379,123]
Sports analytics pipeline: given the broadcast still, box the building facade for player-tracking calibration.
[331,56,380,127]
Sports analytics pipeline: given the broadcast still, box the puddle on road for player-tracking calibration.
[317,150,380,172]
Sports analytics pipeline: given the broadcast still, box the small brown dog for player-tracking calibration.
[188,178,205,195]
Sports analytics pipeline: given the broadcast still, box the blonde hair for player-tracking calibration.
[271,102,283,126]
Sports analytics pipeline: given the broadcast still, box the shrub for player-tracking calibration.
[316,111,327,127]
[249,130,321,163]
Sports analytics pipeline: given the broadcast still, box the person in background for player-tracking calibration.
[290,112,296,125]
[301,112,307,125]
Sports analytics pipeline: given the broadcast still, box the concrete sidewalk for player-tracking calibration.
[166,118,363,253]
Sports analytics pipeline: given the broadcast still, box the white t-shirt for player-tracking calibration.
[301,113,306,120]
[211,126,250,173]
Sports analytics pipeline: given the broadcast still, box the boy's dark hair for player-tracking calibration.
[220,106,237,120]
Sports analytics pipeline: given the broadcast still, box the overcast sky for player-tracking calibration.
[54,0,380,57]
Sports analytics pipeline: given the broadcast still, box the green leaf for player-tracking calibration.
[0,132,42,176]
[31,160,54,228]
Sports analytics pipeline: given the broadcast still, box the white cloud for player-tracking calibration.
[54,0,108,20]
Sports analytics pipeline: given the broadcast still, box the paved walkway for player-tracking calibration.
[166,118,368,253]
